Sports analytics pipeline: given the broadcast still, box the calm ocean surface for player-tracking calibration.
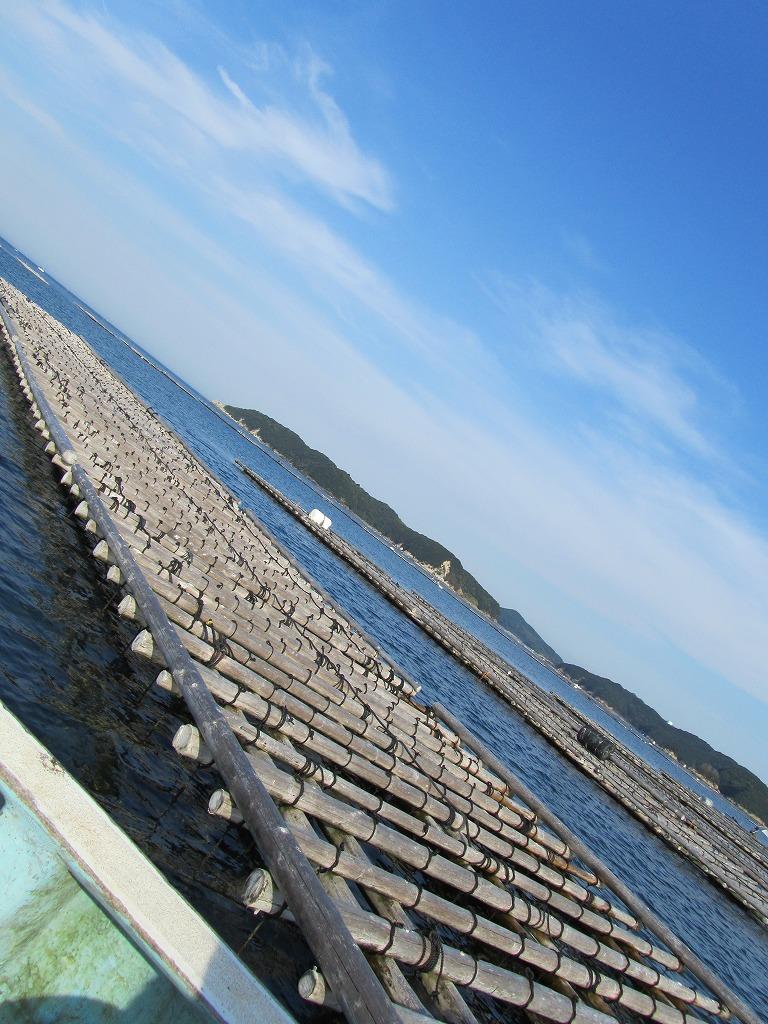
[0,240,766,1019]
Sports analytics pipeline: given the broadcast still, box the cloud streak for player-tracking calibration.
[485,278,734,460]
[6,0,393,210]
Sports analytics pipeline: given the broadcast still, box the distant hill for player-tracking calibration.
[561,663,768,823]
[227,405,507,615]
[498,608,562,665]
[227,406,565,663]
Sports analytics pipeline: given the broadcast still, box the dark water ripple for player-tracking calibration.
[0,244,766,1018]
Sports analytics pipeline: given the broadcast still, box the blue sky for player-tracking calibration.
[0,0,767,780]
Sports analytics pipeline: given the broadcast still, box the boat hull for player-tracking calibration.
[0,701,295,1024]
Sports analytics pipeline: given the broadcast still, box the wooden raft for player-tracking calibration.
[0,278,756,1024]
[239,463,768,925]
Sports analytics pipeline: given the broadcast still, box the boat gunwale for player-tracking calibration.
[0,698,295,1024]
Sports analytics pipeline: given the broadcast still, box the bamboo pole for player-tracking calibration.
[204,773,722,1018]
[433,703,760,1024]
[246,870,710,1024]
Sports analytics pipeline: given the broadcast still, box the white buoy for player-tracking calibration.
[243,869,284,914]
[117,594,137,620]
[92,540,111,562]
[298,968,334,1008]
[309,509,332,530]
[208,789,243,824]
[155,670,180,695]
[130,629,154,659]
[106,565,123,585]
[172,724,213,765]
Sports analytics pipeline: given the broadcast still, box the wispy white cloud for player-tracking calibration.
[217,66,250,108]
[5,0,393,211]
[486,278,736,459]
[0,67,66,139]
[215,181,495,378]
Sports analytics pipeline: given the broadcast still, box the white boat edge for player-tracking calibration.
[0,699,296,1024]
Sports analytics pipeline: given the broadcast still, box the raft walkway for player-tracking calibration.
[0,278,760,1024]
[239,462,768,926]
